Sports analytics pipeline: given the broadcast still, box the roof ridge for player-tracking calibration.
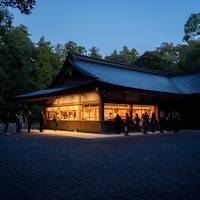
[69,53,168,76]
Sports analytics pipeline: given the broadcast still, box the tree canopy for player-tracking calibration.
[105,46,138,65]
[88,47,102,59]
[183,12,200,42]
[0,0,36,14]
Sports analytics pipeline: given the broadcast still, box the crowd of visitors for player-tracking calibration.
[114,111,181,135]
[1,110,180,135]
[0,111,44,134]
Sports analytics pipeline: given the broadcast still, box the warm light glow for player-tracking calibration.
[104,104,158,120]
[45,92,100,121]
[132,104,158,119]
[104,104,131,120]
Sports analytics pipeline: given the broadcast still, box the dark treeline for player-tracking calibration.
[0,7,200,115]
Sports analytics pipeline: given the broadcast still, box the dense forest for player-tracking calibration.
[0,1,200,115]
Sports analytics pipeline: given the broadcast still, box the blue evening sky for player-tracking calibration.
[12,0,199,56]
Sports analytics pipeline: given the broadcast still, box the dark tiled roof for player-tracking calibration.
[69,54,200,94]
[16,80,94,99]
[17,54,200,100]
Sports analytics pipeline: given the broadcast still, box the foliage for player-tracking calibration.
[156,42,184,65]
[88,46,102,59]
[0,8,13,35]
[183,12,200,42]
[33,36,56,89]
[0,23,35,111]
[135,51,171,72]
[105,46,138,65]
[178,41,200,71]
[0,0,36,14]
[63,41,87,56]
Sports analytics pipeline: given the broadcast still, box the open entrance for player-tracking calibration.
[132,104,158,119]
[104,103,158,121]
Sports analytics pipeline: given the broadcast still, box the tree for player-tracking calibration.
[135,51,171,72]
[105,46,138,65]
[178,41,200,71]
[183,12,200,42]
[0,8,13,35]
[63,41,87,57]
[33,36,56,89]
[88,46,102,59]
[0,0,36,14]
[53,43,65,71]
[119,46,138,65]
[105,50,121,63]
[156,42,180,64]
[0,24,35,111]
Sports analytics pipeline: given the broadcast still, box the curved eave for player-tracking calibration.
[16,80,95,102]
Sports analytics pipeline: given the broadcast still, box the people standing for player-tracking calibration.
[19,113,24,129]
[114,114,122,134]
[4,112,10,135]
[159,111,166,133]
[166,112,173,132]
[53,112,58,131]
[39,111,44,132]
[134,114,140,132]
[142,113,149,134]
[150,113,158,132]
[27,111,32,133]
[172,111,179,132]
[124,113,130,136]
[16,113,21,133]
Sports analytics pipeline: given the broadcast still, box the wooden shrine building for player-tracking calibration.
[17,53,200,133]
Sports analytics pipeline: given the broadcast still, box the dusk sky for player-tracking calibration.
[12,0,200,56]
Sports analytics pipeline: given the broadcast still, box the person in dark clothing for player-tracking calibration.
[39,111,45,132]
[166,112,173,132]
[16,114,21,133]
[114,114,122,134]
[150,113,158,132]
[53,112,58,131]
[134,114,140,132]
[4,112,10,134]
[27,111,32,133]
[124,113,130,136]
[172,111,179,132]
[159,111,166,133]
[142,113,149,134]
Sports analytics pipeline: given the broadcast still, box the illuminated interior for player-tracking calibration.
[45,93,158,122]
[132,105,158,119]
[45,92,100,121]
[104,103,158,120]
[104,104,131,120]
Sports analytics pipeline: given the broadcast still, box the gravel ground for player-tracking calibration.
[0,131,200,200]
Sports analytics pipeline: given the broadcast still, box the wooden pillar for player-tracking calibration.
[130,104,133,119]
[99,93,104,122]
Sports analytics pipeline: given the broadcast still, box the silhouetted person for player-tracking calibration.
[150,113,158,132]
[159,111,166,133]
[27,111,32,133]
[16,113,22,133]
[39,111,44,132]
[172,111,179,132]
[124,113,130,136]
[142,113,149,134]
[166,112,173,132]
[53,112,58,130]
[4,112,10,135]
[134,114,140,132]
[114,114,122,134]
